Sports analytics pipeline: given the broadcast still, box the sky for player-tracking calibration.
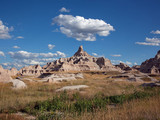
[0,0,160,69]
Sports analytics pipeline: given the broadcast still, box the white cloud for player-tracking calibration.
[134,62,137,65]
[8,51,39,59]
[125,61,132,66]
[92,53,98,57]
[151,30,160,34]
[0,51,5,57]
[111,60,123,65]
[16,36,24,39]
[111,54,121,57]
[52,14,114,41]
[0,20,13,39]
[135,37,160,46]
[146,37,160,43]
[1,62,23,69]
[13,46,20,49]
[56,51,66,57]
[48,44,55,50]
[6,50,66,69]
[59,7,70,12]
[8,50,66,59]
[39,51,66,58]
[135,42,159,46]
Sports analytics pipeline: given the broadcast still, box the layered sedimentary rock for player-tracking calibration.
[6,68,19,76]
[41,73,83,83]
[132,65,140,71]
[140,50,160,74]
[115,63,132,71]
[43,46,120,72]
[0,65,12,82]
[20,65,43,76]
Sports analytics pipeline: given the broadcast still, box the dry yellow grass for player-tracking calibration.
[0,72,141,113]
[65,95,160,120]
[0,72,149,120]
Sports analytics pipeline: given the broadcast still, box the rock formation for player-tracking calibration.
[56,85,88,92]
[115,63,132,71]
[43,46,120,72]
[40,73,83,83]
[6,68,19,76]
[110,72,157,82]
[132,65,140,71]
[20,64,43,76]
[0,65,12,82]
[140,50,160,74]
[10,79,27,89]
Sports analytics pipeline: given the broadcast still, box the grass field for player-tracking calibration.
[0,72,159,120]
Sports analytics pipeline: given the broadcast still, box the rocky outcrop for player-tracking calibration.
[43,46,120,72]
[111,72,157,82]
[56,85,89,92]
[132,65,140,71]
[20,65,43,76]
[140,50,160,74]
[10,79,27,89]
[6,68,19,76]
[115,63,132,71]
[0,65,12,82]
[40,73,83,83]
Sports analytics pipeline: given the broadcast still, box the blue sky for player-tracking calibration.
[0,0,160,69]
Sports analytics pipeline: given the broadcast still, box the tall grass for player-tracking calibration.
[20,87,160,120]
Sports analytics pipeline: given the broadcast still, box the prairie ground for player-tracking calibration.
[0,71,159,120]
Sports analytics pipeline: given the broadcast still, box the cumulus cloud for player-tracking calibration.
[92,53,98,57]
[135,37,160,46]
[135,42,159,46]
[59,7,70,12]
[1,62,23,69]
[151,30,160,34]
[134,62,138,65]
[52,14,114,41]
[8,50,66,60]
[8,51,39,59]
[111,54,121,57]
[0,20,13,39]
[6,50,66,69]
[40,51,66,58]
[13,46,20,49]
[146,37,160,43]
[16,36,24,39]
[0,51,5,57]
[48,44,55,50]
[125,61,132,66]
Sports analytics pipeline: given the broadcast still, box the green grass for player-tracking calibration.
[20,87,160,120]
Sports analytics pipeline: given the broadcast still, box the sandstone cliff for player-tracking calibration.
[6,67,19,76]
[20,64,43,76]
[0,65,12,82]
[43,46,120,72]
[140,50,160,74]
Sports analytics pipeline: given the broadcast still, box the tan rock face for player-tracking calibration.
[18,46,121,76]
[43,46,120,72]
[115,63,132,71]
[0,65,12,82]
[6,67,19,76]
[140,50,160,74]
[20,64,43,76]
[132,65,140,71]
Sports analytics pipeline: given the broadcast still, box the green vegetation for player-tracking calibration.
[20,87,160,120]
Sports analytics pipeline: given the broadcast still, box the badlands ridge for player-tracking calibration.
[0,46,160,88]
